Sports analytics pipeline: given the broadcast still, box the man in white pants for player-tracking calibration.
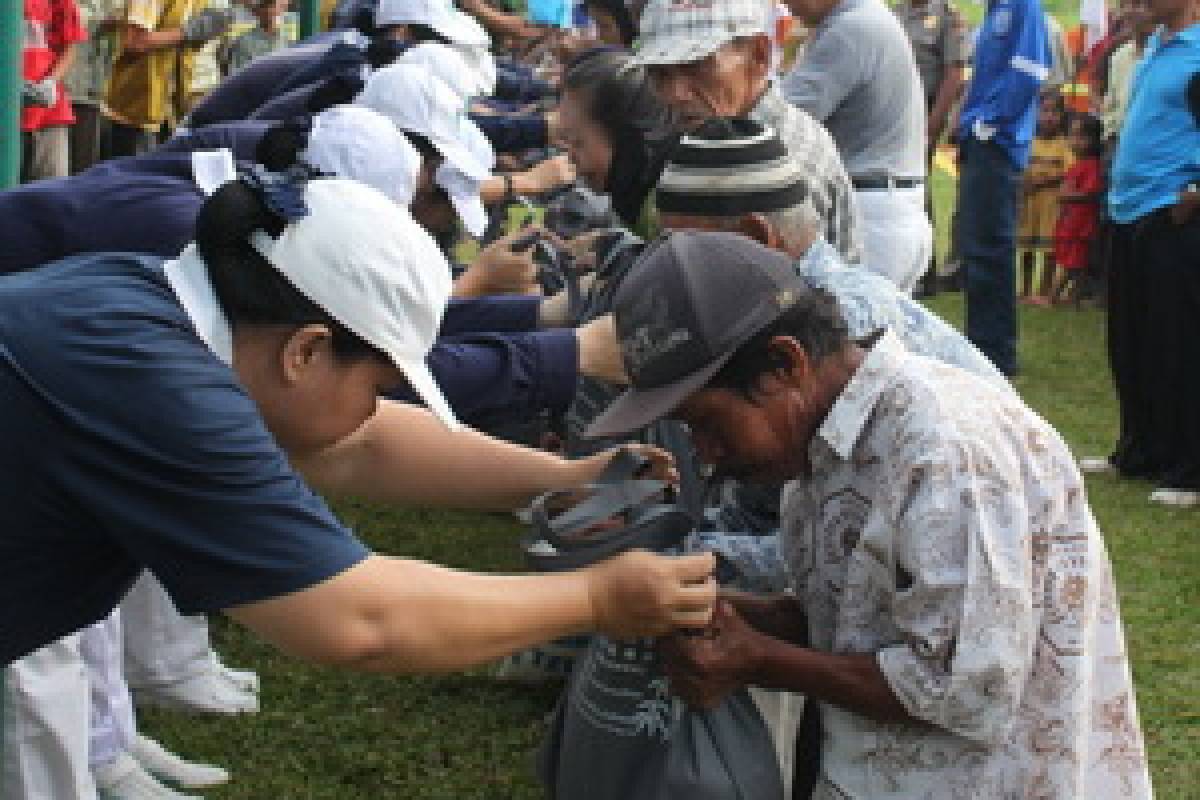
[780,0,932,292]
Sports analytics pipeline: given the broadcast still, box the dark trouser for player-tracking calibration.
[1138,212,1200,489]
[106,120,161,158]
[959,137,1020,376]
[69,103,108,173]
[1106,222,1160,479]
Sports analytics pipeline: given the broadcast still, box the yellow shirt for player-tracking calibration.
[103,0,207,129]
[1025,135,1072,185]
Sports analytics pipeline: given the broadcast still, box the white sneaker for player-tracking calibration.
[210,653,260,694]
[94,753,202,800]
[1078,457,1116,474]
[132,735,230,789]
[1149,488,1200,507]
[133,670,259,714]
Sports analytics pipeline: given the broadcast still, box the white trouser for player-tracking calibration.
[122,572,212,688]
[855,185,933,295]
[3,633,94,799]
[81,611,137,769]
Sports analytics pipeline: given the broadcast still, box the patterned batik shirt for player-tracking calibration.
[749,86,864,265]
[690,238,1010,584]
[780,331,1152,799]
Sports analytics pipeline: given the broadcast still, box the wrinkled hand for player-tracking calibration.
[587,550,716,639]
[519,153,576,196]
[21,78,57,108]
[721,590,808,647]
[576,314,628,384]
[659,599,765,709]
[181,7,234,44]
[454,228,546,297]
[1170,190,1200,226]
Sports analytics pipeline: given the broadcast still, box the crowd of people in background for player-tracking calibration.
[7,0,1192,794]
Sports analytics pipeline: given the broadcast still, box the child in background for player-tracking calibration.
[219,0,290,77]
[1018,89,1071,306]
[1051,113,1105,305]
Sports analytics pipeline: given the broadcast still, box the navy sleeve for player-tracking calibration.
[161,121,272,160]
[393,330,579,426]
[470,112,548,153]
[0,259,369,617]
[441,295,542,336]
[186,41,332,127]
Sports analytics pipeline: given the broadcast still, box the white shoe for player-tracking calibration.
[94,753,202,800]
[210,653,259,694]
[1149,488,1200,507]
[132,735,230,789]
[1078,457,1116,474]
[133,670,259,714]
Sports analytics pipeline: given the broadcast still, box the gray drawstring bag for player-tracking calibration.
[528,452,786,800]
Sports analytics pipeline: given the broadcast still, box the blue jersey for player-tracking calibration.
[957,0,1051,169]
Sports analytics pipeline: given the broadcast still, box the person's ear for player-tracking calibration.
[747,33,773,73]
[278,324,335,386]
[735,213,776,249]
[766,336,812,386]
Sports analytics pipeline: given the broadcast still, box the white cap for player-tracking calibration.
[356,64,493,182]
[450,43,497,97]
[395,42,480,102]
[302,105,422,207]
[631,0,771,68]
[375,0,490,47]
[249,178,459,429]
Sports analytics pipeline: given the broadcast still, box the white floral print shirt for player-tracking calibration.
[781,331,1152,799]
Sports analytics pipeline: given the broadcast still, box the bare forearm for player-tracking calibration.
[297,399,592,510]
[750,637,913,724]
[47,43,77,81]
[122,23,183,53]
[230,556,597,673]
[928,67,965,140]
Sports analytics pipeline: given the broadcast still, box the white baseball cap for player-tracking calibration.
[355,64,493,182]
[302,105,422,207]
[375,0,490,47]
[249,178,459,429]
[450,43,497,97]
[631,0,772,68]
[395,42,480,102]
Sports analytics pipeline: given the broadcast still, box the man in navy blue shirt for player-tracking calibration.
[1083,0,1200,506]
[0,176,715,669]
[955,0,1050,376]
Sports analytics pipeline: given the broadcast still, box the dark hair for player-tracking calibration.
[407,23,450,45]
[365,35,410,68]
[255,117,310,171]
[563,49,676,227]
[709,288,850,398]
[194,180,384,362]
[1069,112,1104,156]
[582,0,636,45]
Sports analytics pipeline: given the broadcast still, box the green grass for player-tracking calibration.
[141,110,1198,798]
[142,302,1200,797]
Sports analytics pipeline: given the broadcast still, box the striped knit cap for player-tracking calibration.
[656,117,809,216]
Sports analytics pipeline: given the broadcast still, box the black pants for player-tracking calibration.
[1108,213,1200,488]
[106,121,162,159]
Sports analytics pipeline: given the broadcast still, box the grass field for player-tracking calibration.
[143,254,1200,798]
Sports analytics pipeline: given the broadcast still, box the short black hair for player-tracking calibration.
[708,287,850,398]
[194,179,386,363]
[1069,112,1104,156]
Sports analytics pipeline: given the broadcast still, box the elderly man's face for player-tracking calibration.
[648,36,770,130]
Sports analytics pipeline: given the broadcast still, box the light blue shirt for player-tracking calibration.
[1108,24,1200,223]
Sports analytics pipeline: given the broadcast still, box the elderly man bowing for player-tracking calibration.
[585,231,1153,799]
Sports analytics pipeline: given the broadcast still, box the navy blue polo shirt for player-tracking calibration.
[0,253,369,665]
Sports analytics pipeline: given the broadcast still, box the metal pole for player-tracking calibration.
[0,0,22,186]
[298,0,321,40]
